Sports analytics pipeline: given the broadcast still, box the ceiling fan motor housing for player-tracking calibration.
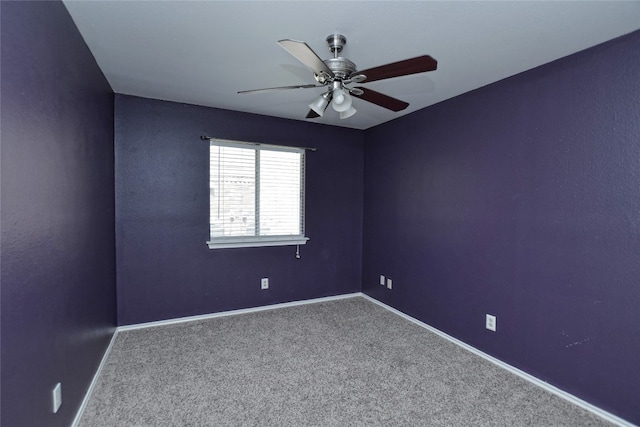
[324,57,357,80]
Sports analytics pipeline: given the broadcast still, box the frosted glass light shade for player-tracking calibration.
[340,105,357,119]
[331,89,352,112]
[309,93,330,116]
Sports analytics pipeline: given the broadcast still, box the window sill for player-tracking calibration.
[206,237,309,250]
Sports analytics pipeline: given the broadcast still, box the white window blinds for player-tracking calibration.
[208,140,308,249]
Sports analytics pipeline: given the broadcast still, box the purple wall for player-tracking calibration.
[362,31,640,423]
[1,2,116,426]
[115,95,363,325]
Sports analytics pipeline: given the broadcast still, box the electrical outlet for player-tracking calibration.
[387,278,393,289]
[380,275,385,285]
[261,278,269,290]
[486,314,497,332]
[52,383,62,413]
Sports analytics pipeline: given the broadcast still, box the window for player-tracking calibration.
[207,139,308,249]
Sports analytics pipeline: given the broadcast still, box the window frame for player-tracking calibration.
[206,138,309,250]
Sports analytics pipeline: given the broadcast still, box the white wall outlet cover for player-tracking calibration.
[486,314,497,332]
[53,382,62,413]
[380,275,385,285]
[261,278,269,289]
[387,278,393,289]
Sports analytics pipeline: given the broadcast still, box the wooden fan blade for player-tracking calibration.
[352,87,409,112]
[355,55,437,83]
[238,84,323,95]
[278,39,334,77]
[306,109,320,119]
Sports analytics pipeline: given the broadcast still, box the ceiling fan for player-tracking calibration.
[238,34,438,120]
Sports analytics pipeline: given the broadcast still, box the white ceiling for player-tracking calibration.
[62,1,640,130]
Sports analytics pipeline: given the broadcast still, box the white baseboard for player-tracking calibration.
[360,293,636,427]
[71,329,119,427]
[118,292,362,331]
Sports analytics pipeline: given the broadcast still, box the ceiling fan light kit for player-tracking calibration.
[239,34,437,121]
